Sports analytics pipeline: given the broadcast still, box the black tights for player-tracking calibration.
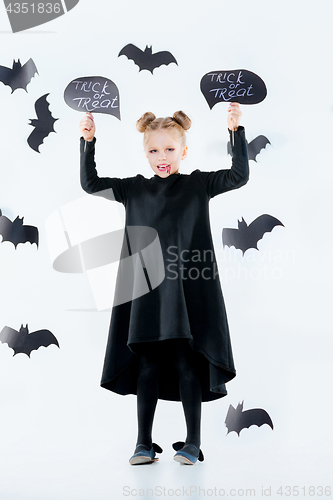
[135,339,202,449]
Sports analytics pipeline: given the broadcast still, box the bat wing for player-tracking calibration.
[225,403,273,435]
[12,223,39,248]
[21,224,38,247]
[20,58,39,91]
[247,135,271,162]
[0,213,14,245]
[27,128,47,153]
[222,227,248,255]
[0,59,38,93]
[241,408,274,431]
[118,44,147,71]
[225,404,243,435]
[247,214,284,249]
[23,329,59,356]
[150,51,178,72]
[0,326,21,354]
[1,212,38,248]
[27,94,58,153]
[34,93,58,129]
[0,65,14,91]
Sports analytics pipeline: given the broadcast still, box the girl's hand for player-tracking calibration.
[79,112,95,141]
[227,103,242,131]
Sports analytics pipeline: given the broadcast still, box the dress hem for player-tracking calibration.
[128,336,236,377]
[99,383,227,402]
[100,337,235,402]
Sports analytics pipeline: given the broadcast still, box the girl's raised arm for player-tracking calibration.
[79,113,139,206]
[195,104,249,199]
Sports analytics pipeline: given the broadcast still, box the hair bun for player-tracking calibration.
[136,112,156,133]
[172,111,191,131]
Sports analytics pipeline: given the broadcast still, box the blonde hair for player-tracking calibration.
[136,111,191,148]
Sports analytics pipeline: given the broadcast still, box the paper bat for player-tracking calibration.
[225,401,274,436]
[0,208,39,248]
[27,93,58,153]
[118,44,178,73]
[228,135,271,162]
[0,324,59,357]
[222,215,284,255]
[0,58,38,93]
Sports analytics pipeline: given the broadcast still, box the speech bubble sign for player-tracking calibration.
[200,69,267,109]
[64,76,121,119]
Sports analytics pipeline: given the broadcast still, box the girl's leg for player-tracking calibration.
[173,339,202,449]
[136,343,159,448]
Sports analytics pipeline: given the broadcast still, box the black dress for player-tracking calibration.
[80,126,249,402]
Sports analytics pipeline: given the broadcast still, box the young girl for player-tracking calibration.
[79,104,249,465]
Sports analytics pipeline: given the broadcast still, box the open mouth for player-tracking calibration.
[157,165,171,173]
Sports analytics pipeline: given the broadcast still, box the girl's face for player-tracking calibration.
[145,130,187,178]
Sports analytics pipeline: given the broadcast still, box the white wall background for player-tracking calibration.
[0,1,332,498]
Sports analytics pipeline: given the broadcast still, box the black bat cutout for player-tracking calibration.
[228,135,271,162]
[27,93,58,153]
[225,401,274,436]
[222,214,284,255]
[0,324,59,357]
[0,58,38,93]
[0,208,39,248]
[118,44,178,73]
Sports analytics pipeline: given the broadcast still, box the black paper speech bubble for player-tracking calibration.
[201,70,267,109]
[64,76,120,119]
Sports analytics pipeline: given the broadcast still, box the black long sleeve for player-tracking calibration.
[80,126,249,205]
[80,137,139,206]
[195,126,249,199]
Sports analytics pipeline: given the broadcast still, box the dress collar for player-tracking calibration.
[153,173,181,180]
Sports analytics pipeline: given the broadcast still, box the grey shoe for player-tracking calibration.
[129,443,163,465]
